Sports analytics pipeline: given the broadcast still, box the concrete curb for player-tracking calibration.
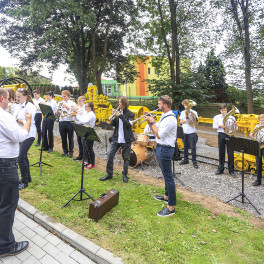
[18,199,123,264]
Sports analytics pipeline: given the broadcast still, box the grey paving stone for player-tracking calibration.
[1,256,22,264]
[55,252,78,264]
[23,255,41,264]
[70,250,96,264]
[24,218,39,229]
[13,229,23,240]
[26,244,46,260]
[18,199,39,219]
[30,234,48,248]
[42,243,60,258]
[15,211,28,222]
[15,249,31,262]
[33,225,50,238]
[20,226,37,239]
[95,247,123,264]
[45,233,61,246]
[13,219,26,231]
[56,241,75,256]
[40,254,60,264]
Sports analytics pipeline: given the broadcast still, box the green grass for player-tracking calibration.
[21,144,264,264]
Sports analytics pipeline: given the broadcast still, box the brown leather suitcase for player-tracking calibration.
[89,189,119,222]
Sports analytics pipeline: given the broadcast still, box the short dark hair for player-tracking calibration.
[46,91,54,98]
[87,101,94,111]
[159,95,172,108]
[33,90,40,94]
[219,104,227,110]
[119,96,129,110]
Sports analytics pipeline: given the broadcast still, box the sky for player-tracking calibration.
[0,46,77,86]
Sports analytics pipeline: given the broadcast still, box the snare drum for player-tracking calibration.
[147,134,157,148]
[136,133,149,146]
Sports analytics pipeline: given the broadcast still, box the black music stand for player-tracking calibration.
[62,123,102,208]
[226,137,261,214]
[30,104,54,176]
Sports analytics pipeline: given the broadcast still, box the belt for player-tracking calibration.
[0,158,17,162]
[157,143,173,148]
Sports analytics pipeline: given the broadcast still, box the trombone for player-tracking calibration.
[129,108,159,126]
[109,106,121,121]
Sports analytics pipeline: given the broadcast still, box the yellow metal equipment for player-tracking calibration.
[1,83,27,93]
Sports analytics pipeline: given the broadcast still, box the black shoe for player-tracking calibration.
[68,153,73,158]
[193,162,198,169]
[230,172,236,177]
[215,170,224,175]
[154,195,168,203]
[179,160,189,165]
[157,207,175,217]
[39,148,49,151]
[123,175,128,183]
[61,153,67,157]
[99,175,113,181]
[19,182,28,190]
[252,180,261,186]
[34,143,40,147]
[73,156,83,161]
[0,241,29,258]
[47,148,53,153]
[28,177,32,183]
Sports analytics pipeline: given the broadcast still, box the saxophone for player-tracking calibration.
[251,124,264,149]
[223,106,240,136]
[185,100,198,128]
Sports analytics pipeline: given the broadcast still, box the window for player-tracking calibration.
[104,85,112,96]
[148,68,150,75]
[154,69,157,75]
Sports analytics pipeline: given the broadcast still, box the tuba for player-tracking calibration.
[251,124,264,149]
[185,100,198,128]
[223,106,240,136]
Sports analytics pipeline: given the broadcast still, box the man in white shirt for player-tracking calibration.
[33,90,45,147]
[0,88,31,258]
[145,95,177,217]
[213,104,236,177]
[179,99,199,169]
[56,90,76,158]
[42,91,57,153]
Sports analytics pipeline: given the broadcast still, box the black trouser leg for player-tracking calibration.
[42,118,49,149]
[256,149,264,184]
[35,113,42,144]
[59,122,68,154]
[76,135,83,158]
[67,122,74,154]
[17,137,35,184]
[106,142,121,177]
[0,160,19,255]
[120,143,131,176]
[47,119,54,149]
[85,139,95,165]
[218,133,226,172]
[226,136,234,173]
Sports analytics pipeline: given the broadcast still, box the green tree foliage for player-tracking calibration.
[204,49,228,90]
[0,0,135,95]
[132,0,217,108]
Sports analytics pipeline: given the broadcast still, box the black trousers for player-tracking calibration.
[76,134,84,158]
[35,113,42,144]
[106,142,131,177]
[59,121,74,154]
[42,117,54,150]
[255,148,264,184]
[0,159,19,254]
[218,132,234,173]
[84,139,95,165]
[17,137,35,184]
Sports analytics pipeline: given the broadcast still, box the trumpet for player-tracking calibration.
[57,102,64,115]
[109,106,121,121]
[129,108,159,126]
[61,106,82,118]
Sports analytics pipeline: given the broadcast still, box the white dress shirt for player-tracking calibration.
[118,111,125,143]
[180,109,198,134]
[0,107,29,158]
[33,97,45,113]
[74,105,86,125]
[46,99,58,114]
[4,102,17,115]
[76,111,96,128]
[58,100,76,122]
[156,110,177,147]
[213,114,236,133]
[13,101,36,138]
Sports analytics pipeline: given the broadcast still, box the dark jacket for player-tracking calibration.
[110,109,135,143]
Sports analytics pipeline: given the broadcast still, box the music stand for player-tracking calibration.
[62,123,102,208]
[30,103,54,176]
[226,137,261,214]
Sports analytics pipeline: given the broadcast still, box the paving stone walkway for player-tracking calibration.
[0,210,96,264]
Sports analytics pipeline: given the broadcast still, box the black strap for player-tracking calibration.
[159,114,177,123]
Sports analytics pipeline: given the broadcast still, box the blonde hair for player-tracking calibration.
[61,90,71,97]
[181,99,189,106]
[78,96,86,101]
[159,95,172,108]
[259,114,264,120]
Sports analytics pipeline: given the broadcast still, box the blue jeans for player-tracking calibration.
[183,133,197,163]
[156,145,176,206]
[0,159,19,254]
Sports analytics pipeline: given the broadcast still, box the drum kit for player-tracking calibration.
[122,132,157,168]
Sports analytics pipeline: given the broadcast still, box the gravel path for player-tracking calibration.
[54,124,264,216]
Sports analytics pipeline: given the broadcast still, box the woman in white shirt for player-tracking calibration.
[14,88,36,190]
[5,88,17,115]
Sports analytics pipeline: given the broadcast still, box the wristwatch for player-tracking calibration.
[149,122,155,126]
